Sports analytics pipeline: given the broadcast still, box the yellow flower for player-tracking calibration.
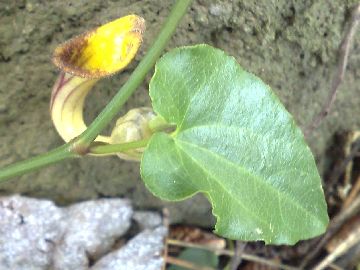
[50,15,145,145]
[53,15,145,78]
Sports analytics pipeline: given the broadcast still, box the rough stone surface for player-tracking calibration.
[53,199,133,270]
[0,195,140,270]
[91,227,167,270]
[0,0,359,227]
[0,195,64,270]
[133,210,163,230]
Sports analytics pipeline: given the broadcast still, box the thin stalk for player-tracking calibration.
[148,115,173,133]
[0,0,193,182]
[167,239,299,270]
[89,139,149,155]
[0,144,77,181]
[166,256,216,270]
[77,0,192,146]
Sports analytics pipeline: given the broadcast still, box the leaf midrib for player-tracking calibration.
[177,56,227,131]
[178,123,312,177]
[174,139,270,230]
[175,138,320,225]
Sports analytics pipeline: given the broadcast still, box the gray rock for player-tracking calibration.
[0,195,64,270]
[0,195,155,270]
[133,211,163,230]
[53,199,133,270]
[91,226,167,270]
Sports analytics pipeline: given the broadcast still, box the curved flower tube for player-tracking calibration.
[50,15,155,160]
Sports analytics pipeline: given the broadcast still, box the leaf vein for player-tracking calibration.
[176,139,318,222]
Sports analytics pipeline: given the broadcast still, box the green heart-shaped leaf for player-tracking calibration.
[141,45,328,245]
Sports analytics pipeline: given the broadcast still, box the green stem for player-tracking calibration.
[148,115,174,133]
[77,0,192,146]
[0,0,193,182]
[0,144,77,181]
[89,139,149,155]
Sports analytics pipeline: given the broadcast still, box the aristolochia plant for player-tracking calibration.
[0,0,328,245]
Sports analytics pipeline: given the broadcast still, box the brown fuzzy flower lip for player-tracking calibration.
[52,33,91,77]
[52,15,145,79]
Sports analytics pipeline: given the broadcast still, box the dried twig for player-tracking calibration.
[304,3,360,137]
[329,137,360,186]
[301,132,360,268]
[230,241,247,270]
[300,195,360,268]
[342,131,360,188]
[166,256,216,270]
[343,175,360,209]
[314,224,360,270]
[162,208,170,270]
[329,263,345,270]
[167,239,299,270]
